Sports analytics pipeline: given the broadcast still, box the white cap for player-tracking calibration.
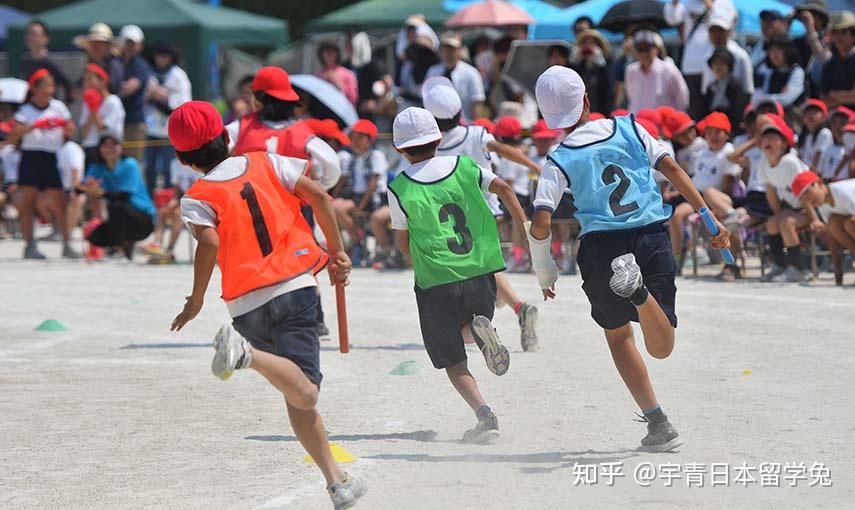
[393,107,442,149]
[708,16,733,30]
[118,24,144,44]
[421,76,462,120]
[633,29,658,46]
[535,66,586,130]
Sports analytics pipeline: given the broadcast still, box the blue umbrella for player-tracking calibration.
[289,74,359,128]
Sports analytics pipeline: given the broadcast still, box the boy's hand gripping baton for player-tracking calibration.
[699,207,735,265]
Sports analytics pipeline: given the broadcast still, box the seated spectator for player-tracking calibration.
[664,111,707,179]
[427,32,486,122]
[797,99,833,169]
[82,132,156,260]
[79,63,125,167]
[146,158,199,264]
[625,29,689,114]
[715,109,774,223]
[795,171,855,285]
[817,107,855,181]
[144,42,192,196]
[821,11,855,109]
[332,119,388,265]
[570,29,613,115]
[316,40,359,106]
[753,35,805,110]
[703,16,754,103]
[703,48,749,129]
[757,114,818,282]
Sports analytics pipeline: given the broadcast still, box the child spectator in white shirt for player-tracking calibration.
[57,139,85,233]
[817,107,854,182]
[797,99,833,170]
[79,63,125,165]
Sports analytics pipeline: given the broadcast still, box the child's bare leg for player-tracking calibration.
[668,203,693,255]
[15,186,38,243]
[370,206,391,250]
[604,324,657,410]
[635,294,675,359]
[827,214,855,253]
[495,273,521,309]
[250,348,319,411]
[445,360,487,412]
[333,199,357,241]
[285,401,344,486]
[702,187,734,218]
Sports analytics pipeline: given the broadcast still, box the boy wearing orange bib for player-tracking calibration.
[168,101,365,510]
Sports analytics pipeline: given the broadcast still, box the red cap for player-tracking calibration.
[761,113,795,147]
[85,63,109,82]
[663,111,695,140]
[655,106,677,121]
[791,171,821,198]
[472,118,495,133]
[701,111,731,134]
[27,68,51,89]
[168,101,225,152]
[636,117,660,138]
[588,112,606,121]
[531,119,560,139]
[610,108,629,118]
[252,66,299,102]
[636,109,663,128]
[830,106,855,123]
[802,98,828,118]
[494,116,522,138]
[351,119,379,140]
[304,118,350,147]
[757,100,785,118]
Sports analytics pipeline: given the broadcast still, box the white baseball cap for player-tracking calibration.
[421,76,462,120]
[393,107,443,150]
[708,16,733,31]
[118,24,144,44]
[535,66,586,130]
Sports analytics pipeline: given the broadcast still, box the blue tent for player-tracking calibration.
[0,5,28,50]
[530,0,806,41]
[776,0,855,12]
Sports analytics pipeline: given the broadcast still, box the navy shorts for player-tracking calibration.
[553,194,576,220]
[414,273,497,369]
[19,150,63,190]
[732,191,773,219]
[577,223,678,330]
[501,193,532,219]
[231,286,323,387]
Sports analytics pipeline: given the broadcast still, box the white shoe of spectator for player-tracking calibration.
[772,266,807,283]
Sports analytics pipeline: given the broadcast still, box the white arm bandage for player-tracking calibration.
[525,221,558,290]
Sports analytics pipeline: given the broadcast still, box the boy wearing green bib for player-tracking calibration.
[388,107,529,443]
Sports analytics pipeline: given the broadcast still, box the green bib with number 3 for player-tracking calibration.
[389,155,505,289]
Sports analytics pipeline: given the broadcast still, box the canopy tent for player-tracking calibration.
[0,5,28,51]
[530,0,807,41]
[777,0,855,12]
[6,0,288,100]
[307,0,454,32]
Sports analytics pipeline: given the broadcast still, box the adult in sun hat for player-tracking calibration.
[821,11,855,110]
[420,75,542,352]
[750,9,791,67]
[625,29,689,115]
[73,22,123,94]
[570,29,613,116]
[701,15,754,114]
[530,65,729,452]
[426,31,485,122]
[115,25,152,162]
[793,0,831,95]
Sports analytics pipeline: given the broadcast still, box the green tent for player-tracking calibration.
[7,0,288,100]
[307,0,453,32]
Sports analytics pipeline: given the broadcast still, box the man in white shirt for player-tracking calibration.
[426,32,486,122]
[702,16,755,100]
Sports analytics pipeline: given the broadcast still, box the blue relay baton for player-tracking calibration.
[699,207,735,265]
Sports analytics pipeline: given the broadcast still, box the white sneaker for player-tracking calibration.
[772,266,807,283]
[760,264,786,282]
[328,473,367,510]
[609,253,643,298]
[471,316,510,376]
[211,324,252,380]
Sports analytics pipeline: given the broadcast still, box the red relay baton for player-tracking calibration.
[336,282,349,353]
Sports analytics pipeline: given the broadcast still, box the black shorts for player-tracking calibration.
[553,194,576,219]
[501,193,532,219]
[414,273,497,369]
[732,191,773,219]
[18,150,63,190]
[577,223,678,330]
[665,194,687,212]
[231,287,323,387]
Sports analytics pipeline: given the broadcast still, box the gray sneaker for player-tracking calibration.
[328,473,367,510]
[23,242,46,260]
[462,412,500,444]
[518,303,539,352]
[772,266,807,283]
[211,324,252,380]
[609,253,643,298]
[639,416,682,452]
[62,244,82,259]
[317,321,331,341]
[760,264,786,282]
[471,315,509,376]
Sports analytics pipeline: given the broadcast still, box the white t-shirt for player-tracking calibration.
[691,142,741,192]
[665,0,737,75]
[844,132,855,155]
[79,94,125,148]
[496,155,531,196]
[56,141,85,191]
[0,145,21,183]
[798,127,833,168]
[437,125,503,215]
[426,61,486,122]
[14,99,71,153]
[388,156,497,230]
[225,118,341,191]
[818,179,855,221]
[180,154,316,318]
[337,148,389,195]
[817,143,848,181]
[533,119,671,211]
[145,65,193,139]
[675,136,707,177]
[733,134,765,192]
[758,149,809,208]
[169,158,198,193]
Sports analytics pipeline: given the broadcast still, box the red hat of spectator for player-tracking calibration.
[761,113,795,147]
[252,66,299,102]
[304,118,351,146]
[168,100,225,152]
[85,63,109,82]
[636,117,660,138]
[610,108,629,118]
[663,111,695,140]
[472,117,495,133]
[791,171,821,198]
[636,109,663,128]
[701,111,731,134]
[494,116,522,138]
[588,112,606,120]
[655,106,677,121]
[802,98,828,118]
[830,106,855,122]
[27,68,51,89]
[351,119,379,140]
[757,100,785,118]
[531,119,560,139]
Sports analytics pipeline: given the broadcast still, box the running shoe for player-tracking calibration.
[211,324,252,380]
[471,315,509,376]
